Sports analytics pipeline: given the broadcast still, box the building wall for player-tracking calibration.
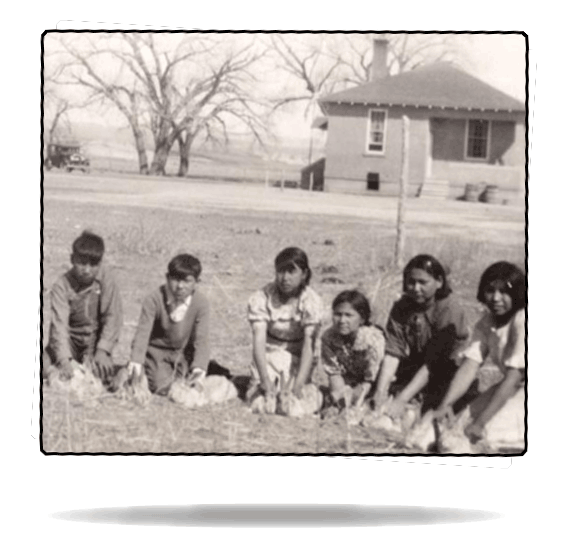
[323,104,429,196]
[430,114,525,199]
[323,103,525,200]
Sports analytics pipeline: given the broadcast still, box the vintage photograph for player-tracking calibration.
[41,31,527,455]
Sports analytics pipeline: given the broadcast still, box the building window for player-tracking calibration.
[367,172,380,191]
[367,109,387,153]
[466,119,490,159]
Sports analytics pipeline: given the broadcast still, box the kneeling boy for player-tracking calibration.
[127,254,211,395]
[43,230,123,384]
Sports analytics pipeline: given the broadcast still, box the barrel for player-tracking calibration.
[482,184,501,204]
[464,183,481,202]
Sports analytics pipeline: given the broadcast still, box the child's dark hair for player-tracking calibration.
[332,290,371,326]
[72,230,105,265]
[403,254,452,300]
[167,254,202,281]
[274,247,312,287]
[477,261,526,312]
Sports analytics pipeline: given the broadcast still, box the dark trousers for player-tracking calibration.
[43,337,96,379]
[389,356,480,415]
[144,346,191,396]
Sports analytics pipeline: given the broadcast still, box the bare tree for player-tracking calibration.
[119,34,268,176]
[335,33,465,86]
[43,54,74,148]
[51,33,268,177]
[52,33,155,174]
[169,40,269,177]
[268,34,346,164]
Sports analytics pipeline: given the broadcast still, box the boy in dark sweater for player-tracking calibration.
[127,254,211,395]
[43,230,123,385]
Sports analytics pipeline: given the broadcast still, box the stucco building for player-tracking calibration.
[316,40,526,202]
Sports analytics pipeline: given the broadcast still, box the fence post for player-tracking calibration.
[309,170,314,191]
[394,115,410,269]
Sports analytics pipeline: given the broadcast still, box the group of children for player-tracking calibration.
[43,230,526,451]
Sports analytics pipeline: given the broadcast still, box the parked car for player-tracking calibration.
[45,142,90,173]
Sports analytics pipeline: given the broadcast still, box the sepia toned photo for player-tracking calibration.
[41,31,527,456]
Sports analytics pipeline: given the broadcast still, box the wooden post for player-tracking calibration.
[309,170,314,191]
[394,115,410,269]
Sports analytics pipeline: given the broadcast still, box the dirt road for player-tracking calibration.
[44,171,525,245]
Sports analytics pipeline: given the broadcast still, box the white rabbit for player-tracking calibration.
[203,375,238,404]
[112,363,152,406]
[169,375,238,409]
[361,396,409,435]
[250,392,277,415]
[435,408,476,454]
[405,411,437,451]
[276,374,323,418]
[49,359,104,401]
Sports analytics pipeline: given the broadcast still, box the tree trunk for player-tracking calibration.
[177,132,193,177]
[150,139,174,176]
[131,125,149,175]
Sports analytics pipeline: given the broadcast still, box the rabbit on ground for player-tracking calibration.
[48,359,105,401]
[169,375,238,409]
[111,364,152,406]
[434,407,478,454]
[326,382,371,426]
[361,396,418,438]
[276,374,323,419]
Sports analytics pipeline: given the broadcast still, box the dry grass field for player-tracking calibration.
[41,171,525,454]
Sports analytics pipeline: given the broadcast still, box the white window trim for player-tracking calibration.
[365,108,388,155]
[464,119,491,161]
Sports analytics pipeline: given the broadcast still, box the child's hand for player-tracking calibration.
[93,349,113,382]
[373,391,388,412]
[264,391,277,414]
[464,422,485,444]
[292,384,304,400]
[186,368,206,392]
[433,406,454,425]
[127,361,144,380]
[386,397,406,421]
[59,359,75,381]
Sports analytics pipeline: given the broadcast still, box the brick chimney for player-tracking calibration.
[370,38,389,81]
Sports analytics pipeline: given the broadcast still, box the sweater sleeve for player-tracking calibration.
[385,302,409,359]
[48,279,72,364]
[130,292,158,364]
[190,295,211,372]
[96,267,124,355]
[423,299,470,370]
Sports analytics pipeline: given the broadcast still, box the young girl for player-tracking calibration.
[322,290,386,411]
[247,247,323,412]
[431,262,526,446]
[374,254,478,418]
[127,254,210,395]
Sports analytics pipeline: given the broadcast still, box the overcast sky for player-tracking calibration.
[48,32,527,144]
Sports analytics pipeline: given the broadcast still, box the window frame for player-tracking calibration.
[365,108,388,155]
[465,119,491,161]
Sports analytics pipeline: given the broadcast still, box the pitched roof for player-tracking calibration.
[319,63,525,113]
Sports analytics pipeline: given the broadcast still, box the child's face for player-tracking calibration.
[275,263,306,297]
[483,280,513,318]
[167,274,197,302]
[332,302,364,337]
[405,268,443,306]
[70,254,101,287]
